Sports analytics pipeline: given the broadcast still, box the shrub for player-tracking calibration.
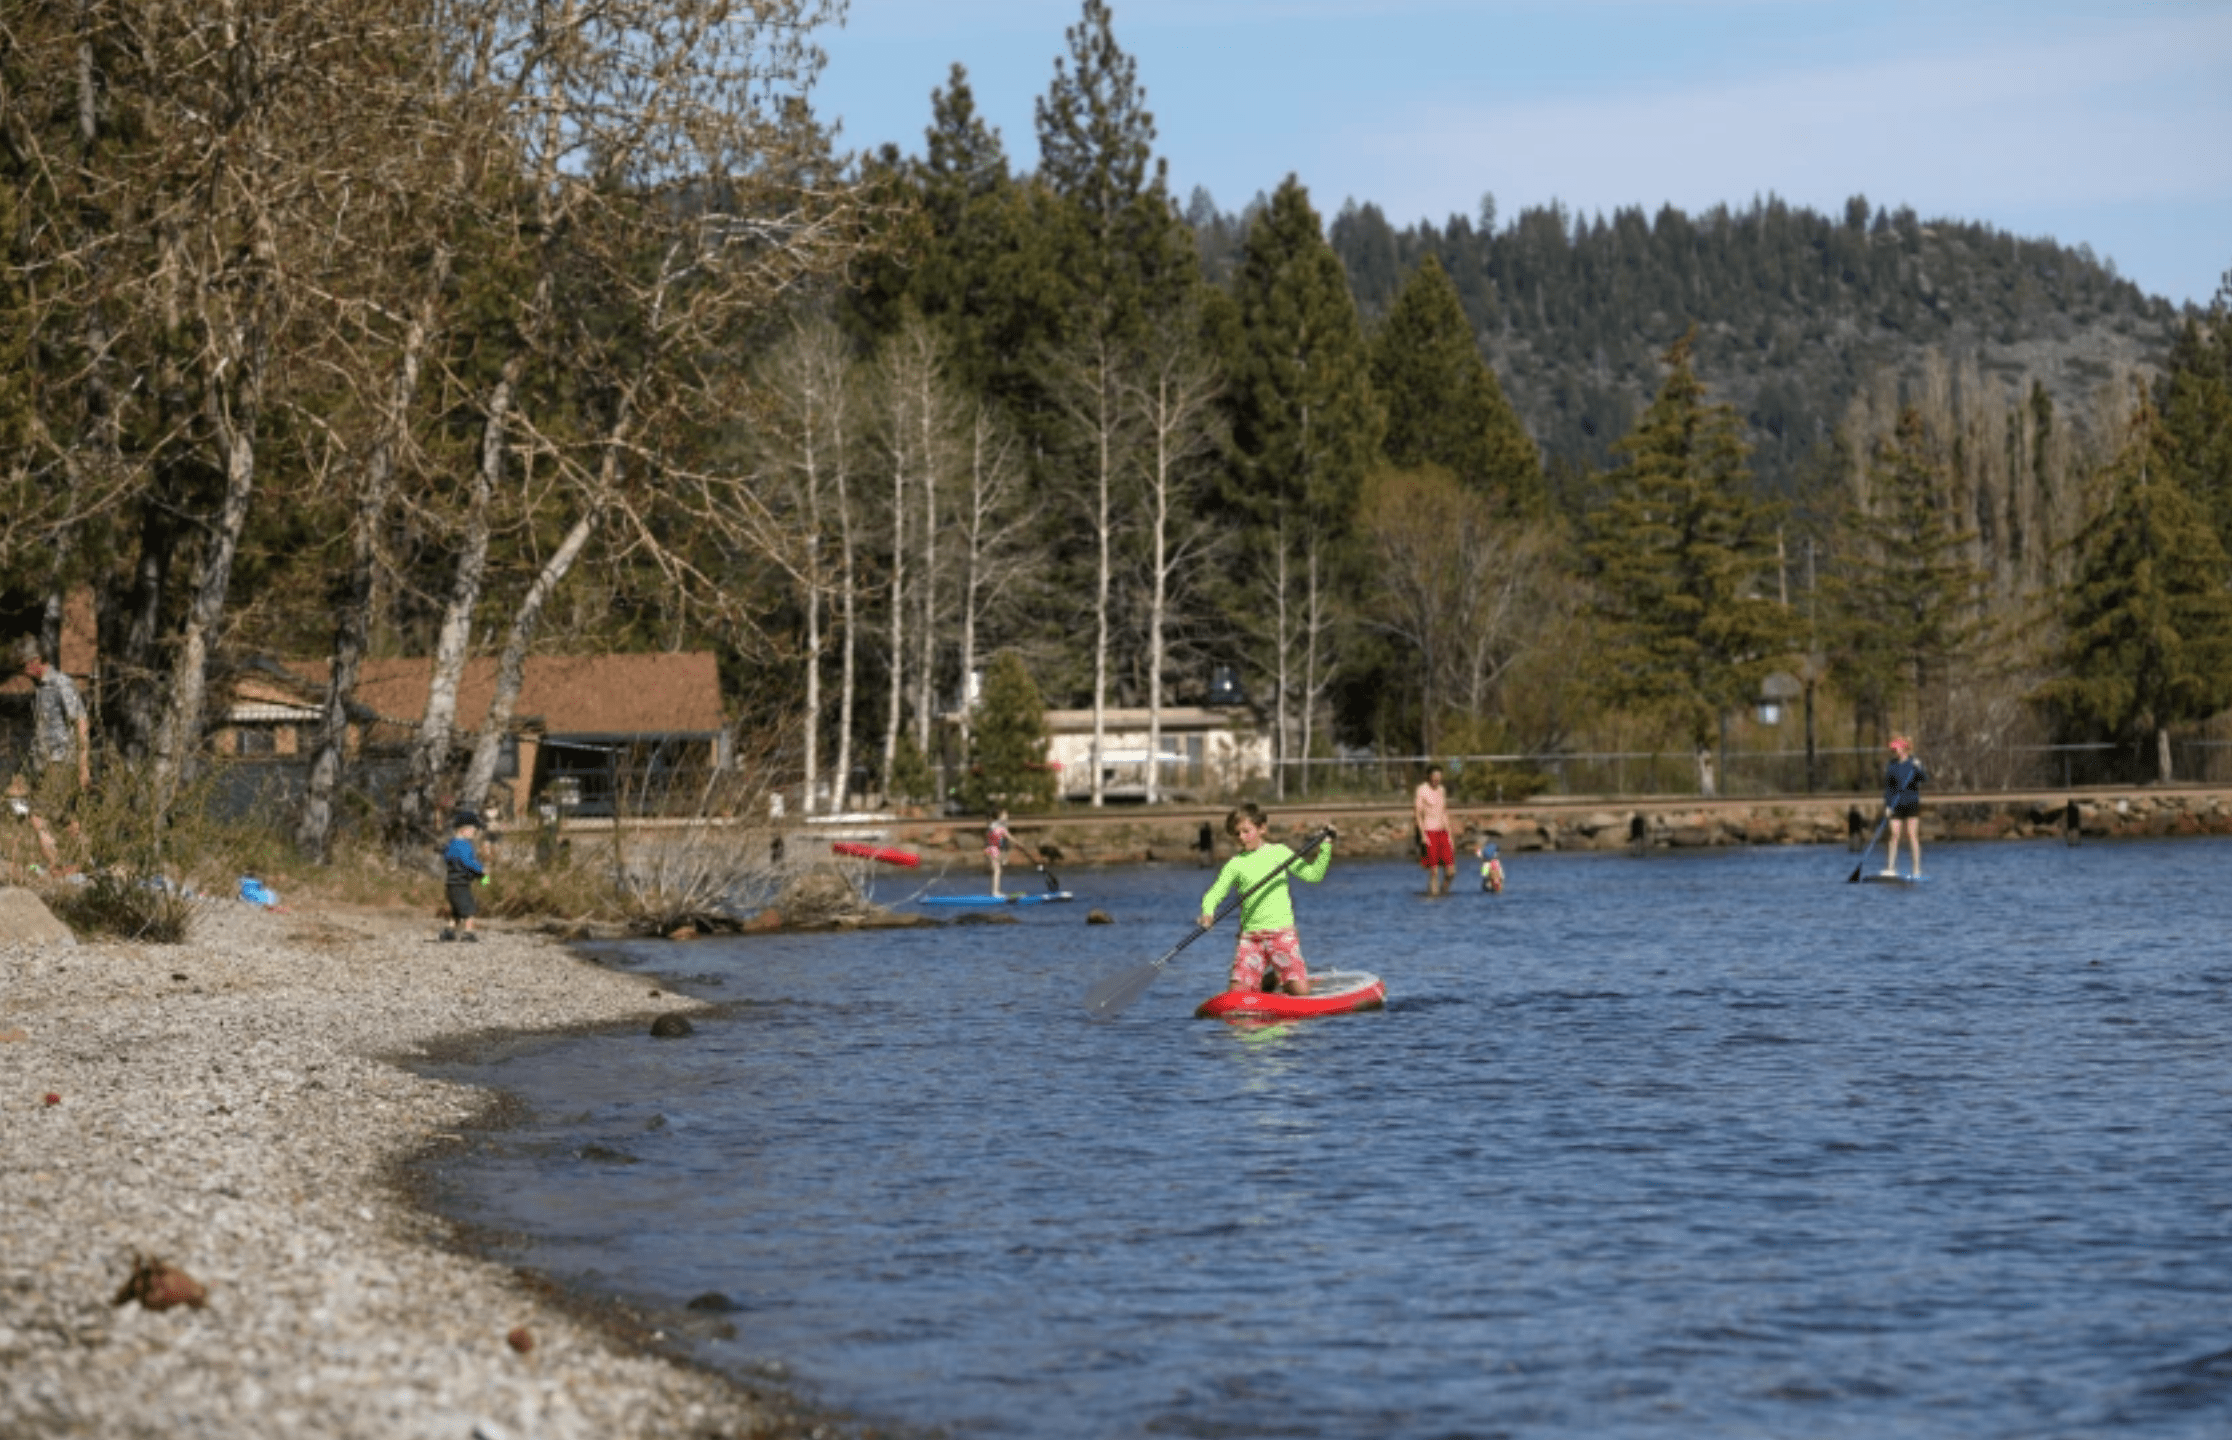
[20,755,269,943]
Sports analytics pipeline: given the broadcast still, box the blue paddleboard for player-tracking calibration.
[919,891,1075,907]
[1860,873,1929,885]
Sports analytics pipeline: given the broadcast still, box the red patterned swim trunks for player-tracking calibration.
[1420,829,1455,869]
[1229,926,1309,993]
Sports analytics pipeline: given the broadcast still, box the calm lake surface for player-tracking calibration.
[419,837,2232,1439]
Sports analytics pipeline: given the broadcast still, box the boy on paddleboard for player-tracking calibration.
[1198,803,1334,997]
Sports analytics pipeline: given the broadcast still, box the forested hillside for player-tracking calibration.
[1213,192,2182,499]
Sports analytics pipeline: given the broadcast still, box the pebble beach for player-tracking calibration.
[0,896,816,1440]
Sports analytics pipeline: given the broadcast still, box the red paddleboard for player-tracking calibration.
[831,841,921,868]
[1195,971,1386,1021]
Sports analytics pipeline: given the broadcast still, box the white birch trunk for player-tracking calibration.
[833,399,859,813]
[1090,361,1113,809]
[152,203,274,805]
[958,413,987,762]
[1146,411,1169,807]
[299,253,445,859]
[1272,518,1291,802]
[462,496,606,812]
[881,430,908,803]
[398,351,510,844]
[914,368,940,766]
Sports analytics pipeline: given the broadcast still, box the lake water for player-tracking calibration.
[418,837,2232,1439]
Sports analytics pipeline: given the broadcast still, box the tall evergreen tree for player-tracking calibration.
[2036,390,2232,783]
[1585,331,1798,792]
[1033,0,1191,340]
[1222,176,1383,791]
[2157,291,2232,556]
[963,649,1058,812]
[849,65,1064,409]
[1371,254,1543,514]
[1825,406,1991,739]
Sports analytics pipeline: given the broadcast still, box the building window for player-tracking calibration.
[237,727,276,756]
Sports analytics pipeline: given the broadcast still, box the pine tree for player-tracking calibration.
[964,649,1058,812]
[848,66,1061,410]
[1371,254,1543,514]
[1825,406,1990,737]
[1221,176,1384,793]
[1586,331,1798,791]
[2036,390,2232,783]
[2158,304,2232,556]
[1033,0,1191,341]
[887,730,936,806]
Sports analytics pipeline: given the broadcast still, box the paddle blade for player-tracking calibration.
[1082,960,1163,1021]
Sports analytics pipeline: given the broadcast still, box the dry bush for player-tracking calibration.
[23,757,271,943]
[607,818,790,933]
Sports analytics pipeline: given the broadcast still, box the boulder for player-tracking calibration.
[0,887,75,947]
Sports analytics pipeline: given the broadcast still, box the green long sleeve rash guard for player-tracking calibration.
[1200,840,1332,933]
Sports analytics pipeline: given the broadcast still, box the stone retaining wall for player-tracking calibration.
[888,791,2232,867]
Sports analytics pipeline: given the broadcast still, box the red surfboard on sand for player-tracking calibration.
[1194,971,1387,1021]
[831,841,921,868]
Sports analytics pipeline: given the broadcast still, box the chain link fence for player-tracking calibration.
[1254,740,2232,804]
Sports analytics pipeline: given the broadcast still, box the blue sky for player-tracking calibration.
[812,0,2232,308]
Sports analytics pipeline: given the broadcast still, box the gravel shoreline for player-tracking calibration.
[1,897,823,1440]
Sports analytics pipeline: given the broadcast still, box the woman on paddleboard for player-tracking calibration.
[1198,803,1334,997]
[1882,735,1928,880]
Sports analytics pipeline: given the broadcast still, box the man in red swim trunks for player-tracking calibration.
[1414,764,1455,897]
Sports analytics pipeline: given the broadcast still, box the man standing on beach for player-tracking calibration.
[1414,764,1454,897]
[16,637,89,792]
[12,637,89,871]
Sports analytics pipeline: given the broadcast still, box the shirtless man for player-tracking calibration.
[1414,764,1454,897]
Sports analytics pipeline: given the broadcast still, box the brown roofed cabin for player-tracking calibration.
[247,654,730,821]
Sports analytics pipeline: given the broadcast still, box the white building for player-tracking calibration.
[1041,706,1271,802]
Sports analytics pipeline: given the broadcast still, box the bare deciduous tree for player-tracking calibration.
[1124,322,1220,802]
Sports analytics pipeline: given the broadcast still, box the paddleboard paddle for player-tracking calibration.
[1082,826,1334,1022]
[1012,833,1061,892]
[1847,811,1891,883]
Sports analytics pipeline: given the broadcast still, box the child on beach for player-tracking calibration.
[1478,840,1504,893]
[1197,803,1334,997]
[441,813,488,942]
[984,809,1011,897]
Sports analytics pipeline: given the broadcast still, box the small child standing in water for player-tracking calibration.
[1478,840,1504,893]
[441,812,488,942]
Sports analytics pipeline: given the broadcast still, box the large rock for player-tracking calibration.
[0,887,75,947]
